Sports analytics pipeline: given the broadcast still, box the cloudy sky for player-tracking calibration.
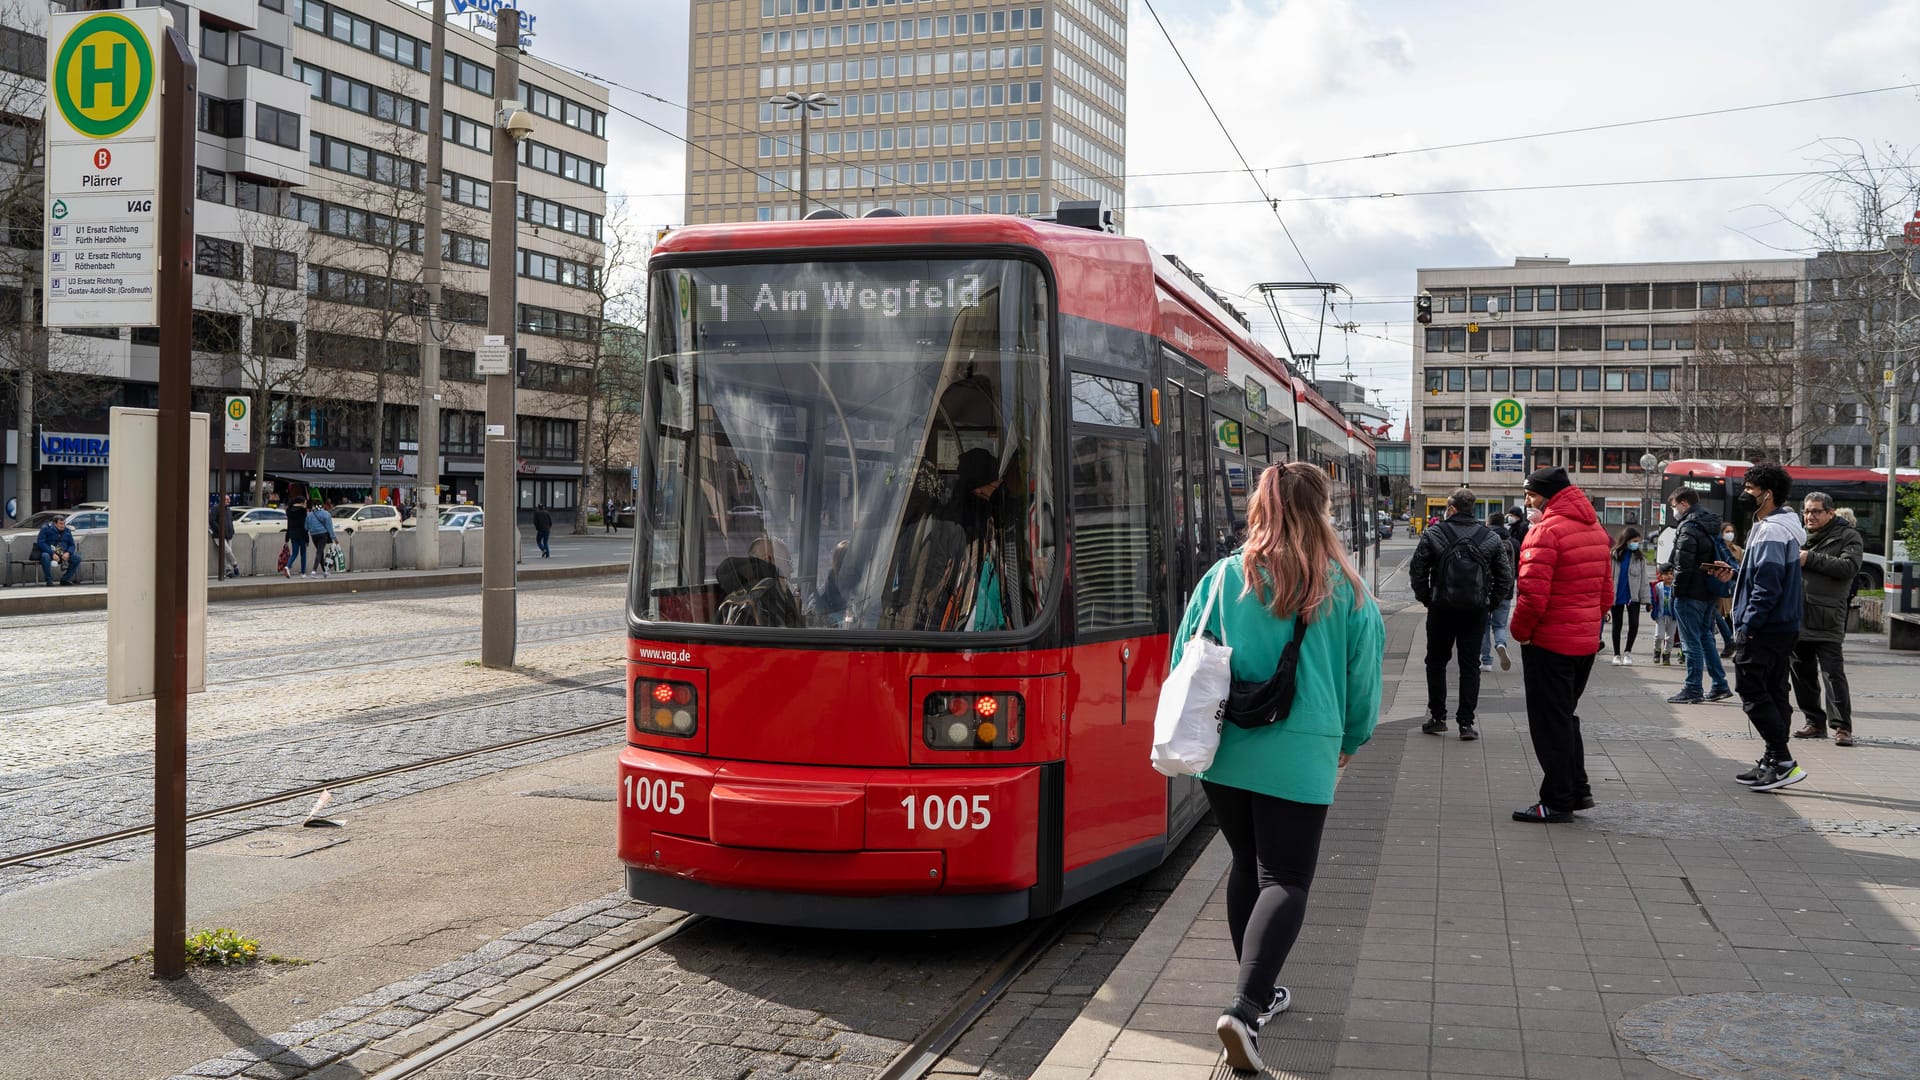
[519,0,1920,431]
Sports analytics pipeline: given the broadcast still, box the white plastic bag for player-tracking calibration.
[1150,567,1232,777]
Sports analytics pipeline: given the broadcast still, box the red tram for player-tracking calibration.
[619,215,1375,928]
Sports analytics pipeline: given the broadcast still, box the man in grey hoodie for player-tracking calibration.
[1707,463,1807,793]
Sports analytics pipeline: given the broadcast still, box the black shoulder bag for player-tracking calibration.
[1223,615,1308,729]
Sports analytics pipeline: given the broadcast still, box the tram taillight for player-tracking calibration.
[923,692,1024,751]
[635,678,698,737]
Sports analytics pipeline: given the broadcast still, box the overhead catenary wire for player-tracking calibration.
[1138,0,1317,284]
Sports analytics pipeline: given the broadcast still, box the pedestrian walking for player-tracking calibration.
[1508,466,1611,823]
[1665,488,1733,704]
[1710,463,1809,792]
[604,496,616,534]
[1409,488,1513,741]
[284,498,310,578]
[1172,462,1383,1074]
[1791,492,1861,746]
[533,504,553,558]
[306,501,337,578]
[210,494,240,578]
[1608,527,1648,664]
[1480,513,1516,673]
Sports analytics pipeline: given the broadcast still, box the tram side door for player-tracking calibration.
[1163,354,1212,836]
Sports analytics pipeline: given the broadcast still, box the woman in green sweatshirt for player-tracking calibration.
[1169,461,1385,1073]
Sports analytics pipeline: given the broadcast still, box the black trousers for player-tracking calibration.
[1736,631,1798,759]
[1425,608,1486,724]
[1202,781,1329,1013]
[1789,638,1852,733]
[1521,645,1594,812]
[1609,603,1641,655]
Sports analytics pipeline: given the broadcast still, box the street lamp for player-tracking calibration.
[770,91,838,218]
[1639,452,1666,529]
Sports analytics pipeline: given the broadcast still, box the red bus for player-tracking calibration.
[1661,459,1917,589]
[618,214,1374,928]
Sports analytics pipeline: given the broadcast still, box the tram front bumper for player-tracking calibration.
[617,747,1040,896]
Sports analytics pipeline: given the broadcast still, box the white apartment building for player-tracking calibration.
[4,0,611,516]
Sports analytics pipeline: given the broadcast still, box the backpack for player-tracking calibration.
[717,576,803,627]
[1431,523,1493,612]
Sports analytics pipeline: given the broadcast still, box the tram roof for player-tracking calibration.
[1666,459,1920,484]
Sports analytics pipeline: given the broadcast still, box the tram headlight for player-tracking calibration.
[635,678,699,739]
[923,692,1024,751]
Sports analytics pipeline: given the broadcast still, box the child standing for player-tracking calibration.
[1651,564,1678,666]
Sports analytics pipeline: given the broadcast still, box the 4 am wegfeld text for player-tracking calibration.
[706,274,986,321]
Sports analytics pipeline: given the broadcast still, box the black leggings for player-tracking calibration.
[1610,603,1641,655]
[1202,781,1329,1012]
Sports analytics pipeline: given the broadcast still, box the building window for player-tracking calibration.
[236,34,284,73]
[256,104,301,149]
[195,236,243,280]
[198,95,244,138]
[197,167,226,203]
[253,247,298,289]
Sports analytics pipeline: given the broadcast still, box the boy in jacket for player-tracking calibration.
[1708,463,1807,792]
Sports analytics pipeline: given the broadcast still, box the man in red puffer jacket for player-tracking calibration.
[1508,466,1613,823]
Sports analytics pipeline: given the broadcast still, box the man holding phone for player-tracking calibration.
[1666,488,1733,704]
[1706,463,1808,792]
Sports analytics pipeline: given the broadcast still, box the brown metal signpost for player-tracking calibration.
[153,24,196,981]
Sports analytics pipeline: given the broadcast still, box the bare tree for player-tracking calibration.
[300,92,467,498]
[1755,139,1920,465]
[0,6,113,518]
[195,206,312,505]
[543,206,645,533]
[1670,276,1820,464]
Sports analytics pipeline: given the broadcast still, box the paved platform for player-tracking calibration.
[0,531,632,615]
[1036,610,1920,1079]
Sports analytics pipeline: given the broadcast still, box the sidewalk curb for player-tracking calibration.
[1029,831,1232,1080]
[0,561,626,616]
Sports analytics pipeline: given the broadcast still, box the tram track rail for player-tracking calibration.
[0,612,626,707]
[0,674,624,800]
[0,709,626,871]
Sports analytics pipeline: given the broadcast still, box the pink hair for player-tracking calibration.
[1239,462,1368,620]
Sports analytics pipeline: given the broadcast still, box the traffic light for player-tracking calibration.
[1415,292,1433,325]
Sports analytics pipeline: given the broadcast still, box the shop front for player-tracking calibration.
[36,429,111,508]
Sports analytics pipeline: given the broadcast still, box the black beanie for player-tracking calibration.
[956,448,999,491]
[1525,466,1571,500]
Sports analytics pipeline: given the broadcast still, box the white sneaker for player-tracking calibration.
[1621,654,1634,666]
[1215,1013,1262,1073]
[1479,661,1494,672]
[1609,655,1622,666]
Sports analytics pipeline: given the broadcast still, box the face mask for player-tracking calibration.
[1525,508,1544,524]
[1507,516,1520,527]
[1628,541,1641,551]
[1722,531,1736,542]
[1734,492,1758,513]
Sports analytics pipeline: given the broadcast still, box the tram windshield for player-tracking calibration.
[635,256,1057,636]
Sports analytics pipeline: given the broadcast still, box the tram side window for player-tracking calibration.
[1071,435,1152,632]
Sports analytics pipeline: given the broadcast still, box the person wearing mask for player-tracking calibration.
[532,504,553,558]
[1652,564,1679,665]
[210,494,240,578]
[1665,488,1733,704]
[1408,489,1513,741]
[1608,527,1649,664]
[1508,467,1612,823]
[1707,463,1808,791]
[283,498,309,578]
[32,514,80,586]
[1173,462,1383,1074]
[1506,503,1530,552]
[1790,491,1862,747]
[1715,523,1742,658]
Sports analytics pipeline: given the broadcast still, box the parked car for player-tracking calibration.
[328,503,404,536]
[72,501,109,511]
[229,507,289,537]
[614,505,636,529]
[1,509,107,540]
[438,508,484,531]
[1375,511,1394,539]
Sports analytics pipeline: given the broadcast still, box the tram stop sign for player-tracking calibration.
[44,9,170,329]
[1490,398,1526,474]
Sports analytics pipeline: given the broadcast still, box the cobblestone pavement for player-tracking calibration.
[165,824,1219,1080]
[0,579,631,896]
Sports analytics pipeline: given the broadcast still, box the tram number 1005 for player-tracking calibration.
[901,794,991,831]
[624,775,686,815]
